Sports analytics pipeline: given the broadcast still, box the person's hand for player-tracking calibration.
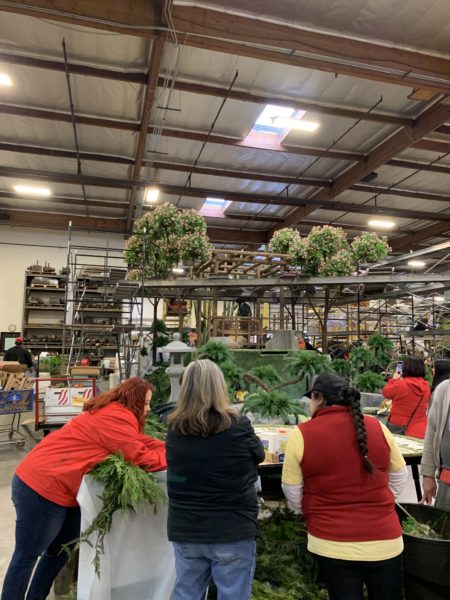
[421,476,437,504]
[393,371,402,380]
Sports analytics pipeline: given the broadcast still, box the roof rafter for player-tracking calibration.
[1,1,449,93]
[275,100,450,231]
[126,36,165,228]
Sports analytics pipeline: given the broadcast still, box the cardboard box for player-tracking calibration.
[0,361,27,373]
[44,406,83,424]
[264,451,284,464]
[44,386,93,407]
[70,366,100,377]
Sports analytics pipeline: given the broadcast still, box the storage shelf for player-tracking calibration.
[25,305,65,310]
[26,286,65,292]
[24,324,64,329]
[26,272,67,279]
[78,308,121,312]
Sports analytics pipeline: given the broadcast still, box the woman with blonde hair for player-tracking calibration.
[167,359,265,600]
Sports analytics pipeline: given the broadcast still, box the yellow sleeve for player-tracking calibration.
[281,427,304,484]
[380,423,406,472]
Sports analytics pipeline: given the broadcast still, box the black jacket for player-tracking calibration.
[167,415,265,543]
[4,344,33,368]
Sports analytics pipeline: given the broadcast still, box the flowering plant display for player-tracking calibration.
[124,203,212,279]
[268,227,301,255]
[351,232,391,265]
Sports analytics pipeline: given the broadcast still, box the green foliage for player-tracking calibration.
[317,249,354,276]
[367,333,394,369]
[351,232,390,265]
[154,319,168,333]
[154,334,170,348]
[219,360,245,396]
[145,366,171,405]
[268,227,301,255]
[242,390,301,421]
[284,351,332,380]
[402,515,443,540]
[349,346,375,372]
[73,454,166,577]
[247,365,282,388]
[196,341,233,364]
[39,354,64,376]
[124,203,212,279]
[330,358,351,378]
[252,505,327,600]
[354,370,385,393]
[144,412,168,440]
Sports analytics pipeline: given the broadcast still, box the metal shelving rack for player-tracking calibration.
[62,224,143,379]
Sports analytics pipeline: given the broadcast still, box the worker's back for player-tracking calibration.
[4,344,32,367]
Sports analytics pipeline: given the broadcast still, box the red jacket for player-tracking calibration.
[299,406,401,542]
[16,403,167,507]
[383,377,430,438]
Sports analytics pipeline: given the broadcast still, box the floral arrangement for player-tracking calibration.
[351,232,391,265]
[268,227,301,255]
[124,203,212,279]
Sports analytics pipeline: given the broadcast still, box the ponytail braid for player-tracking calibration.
[340,386,375,474]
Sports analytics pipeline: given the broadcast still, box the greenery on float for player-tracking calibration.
[284,350,332,380]
[367,332,394,370]
[354,370,386,393]
[241,390,302,422]
[145,411,169,440]
[124,203,212,280]
[401,515,444,540]
[71,454,166,577]
[145,365,171,406]
[330,357,352,378]
[251,505,328,600]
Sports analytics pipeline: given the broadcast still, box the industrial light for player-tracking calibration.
[144,187,160,203]
[407,260,426,268]
[14,185,51,197]
[0,73,13,86]
[433,295,445,303]
[272,117,320,132]
[368,219,396,229]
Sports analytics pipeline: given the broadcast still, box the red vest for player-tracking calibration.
[299,406,402,542]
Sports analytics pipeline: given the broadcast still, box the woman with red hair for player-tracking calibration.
[2,377,166,600]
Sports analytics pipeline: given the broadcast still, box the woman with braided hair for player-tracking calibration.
[282,373,408,600]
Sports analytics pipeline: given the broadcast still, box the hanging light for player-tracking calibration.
[144,187,160,203]
[172,263,185,275]
[368,219,396,229]
[407,260,426,268]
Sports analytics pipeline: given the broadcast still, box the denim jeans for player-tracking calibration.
[1,474,81,600]
[172,539,256,600]
[315,554,404,600]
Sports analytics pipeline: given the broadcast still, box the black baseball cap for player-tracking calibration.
[305,372,347,398]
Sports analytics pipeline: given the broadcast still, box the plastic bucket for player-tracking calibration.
[396,503,450,599]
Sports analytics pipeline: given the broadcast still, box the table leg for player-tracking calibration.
[411,464,422,501]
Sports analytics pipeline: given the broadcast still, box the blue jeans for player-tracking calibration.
[172,539,256,600]
[1,475,81,600]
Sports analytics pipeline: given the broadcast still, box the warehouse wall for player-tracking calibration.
[0,225,128,334]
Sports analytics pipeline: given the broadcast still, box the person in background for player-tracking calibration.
[298,334,319,352]
[1,378,166,600]
[4,337,33,369]
[413,315,430,331]
[166,359,265,600]
[282,373,408,600]
[429,358,450,408]
[421,376,450,511]
[383,356,430,438]
[235,298,252,317]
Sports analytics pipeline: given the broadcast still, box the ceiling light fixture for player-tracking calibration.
[368,219,396,229]
[407,260,426,268]
[272,117,320,132]
[144,187,160,203]
[14,185,51,197]
[0,73,13,86]
[433,295,445,303]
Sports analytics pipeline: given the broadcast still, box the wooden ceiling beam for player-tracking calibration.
[163,78,412,127]
[126,37,165,228]
[0,208,128,232]
[390,222,450,252]
[0,191,127,210]
[276,100,450,230]
[1,2,449,94]
[0,0,160,36]
[386,159,450,175]
[0,165,447,222]
[0,50,147,83]
[207,227,267,245]
[413,139,450,154]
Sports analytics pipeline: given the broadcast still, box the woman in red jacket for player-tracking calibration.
[383,356,430,439]
[1,377,166,600]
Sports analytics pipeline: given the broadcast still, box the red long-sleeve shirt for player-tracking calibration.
[16,403,167,506]
[383,377,430,439]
